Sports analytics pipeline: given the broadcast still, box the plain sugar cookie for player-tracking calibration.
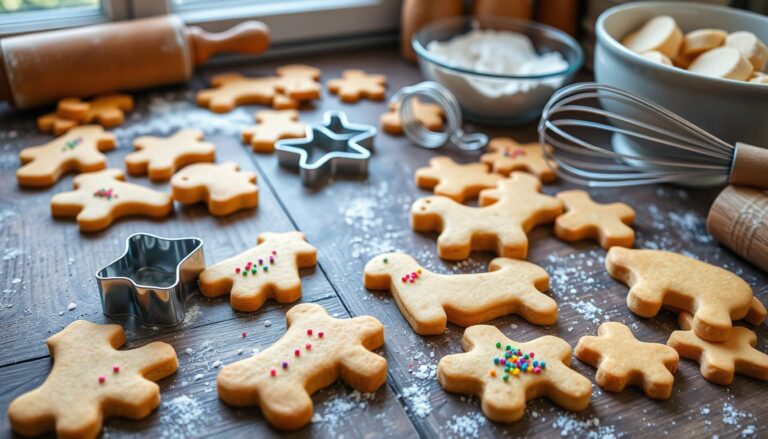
[554,190,635,248]
[217,303,386,430]
[621,15,683,58]
[415,156,501,203]
[364,253,557,335]
[327,69,387,102]
[126,129,216,182]
[438,325,591,423]
[7,320,178,439]
[171,162,258,216]
[241,109,307,153]
[480,137,557,182]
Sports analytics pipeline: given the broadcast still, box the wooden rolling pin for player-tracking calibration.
[708,185,768,272]
[0,15,270,109]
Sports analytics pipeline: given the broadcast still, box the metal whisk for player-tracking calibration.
[538,82,768,188]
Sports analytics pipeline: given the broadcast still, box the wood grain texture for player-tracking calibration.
[0,47,765,438]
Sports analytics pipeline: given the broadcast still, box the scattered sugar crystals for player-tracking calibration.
[445,412,487,438]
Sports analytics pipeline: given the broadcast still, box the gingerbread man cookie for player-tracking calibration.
[38,94,134,135]
[126,129,216,182]
[241,109,307,152]
[411,172,563,260]
[196,65,321,113]
[575,322,679,399]
[8,320,178,439]
[438,325,591,423]
[199,232,317,311]
[555,190,636,248]
[606,248,760,342]
[171,162,258,216]
[667,312,768,385]
[218,303,386,430]
[17,125,116,188]
[51,169,173,232]
[380,98,444,135]
[415,156,502,203]
[480,137,557,182]
[327,69,387,102]
[363,253,557,335]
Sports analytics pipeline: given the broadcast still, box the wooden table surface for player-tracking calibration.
[0,47,765,439]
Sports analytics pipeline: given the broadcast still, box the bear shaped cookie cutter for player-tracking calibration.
[96,233,205,326]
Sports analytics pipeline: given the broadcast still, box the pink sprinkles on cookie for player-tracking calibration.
[269,328,325,377]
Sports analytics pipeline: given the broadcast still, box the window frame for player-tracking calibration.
[0,0,129,37]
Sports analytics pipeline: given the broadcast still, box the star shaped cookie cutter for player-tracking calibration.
[96,233,205,326]
[276,111,376,186]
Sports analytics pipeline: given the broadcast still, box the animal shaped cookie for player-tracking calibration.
[17,125,116,188]
[126,129,216,182]
[38,94,134,135]
[411,172,563,260]
[171,162,258,216]
[197,64,321,112]
[51,169,173,232]
[415,156,502,203]
[217,303,387,430]
[199,232,317,311]
[380,98,443,135]
[7,320,178,439]
[480,137,557,182]
[667,312,768,385]
[555,190,636,248]
[438,325,592,423]
[241,109,307,152]
[327,69,387,102]
[363,253,557,335]
[575,322,679,399]
[605,248,761,342]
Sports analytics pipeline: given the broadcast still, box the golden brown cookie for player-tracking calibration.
[411,172,563,260]
[126,129,216,182]
[241,109,307,152]
[217,303,386,430]
[197,65,321,113]
[171,162,258,216]
[199,232,317,311]
[364,253,557,335]
[575,322,679,399]
[38,94,134,135]
[605,248,759,342]
[51,169,173,232]
[7,320,178,439]
[667,312,768,385]
[327,69,387,102]
[380,98,444,135]
[481,137,557,182]
[555,190,636,248]
[17,125,116,188]
[438,325,592,423]
[415,156,502,203]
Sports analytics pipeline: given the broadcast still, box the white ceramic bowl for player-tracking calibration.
[595,2,768,153]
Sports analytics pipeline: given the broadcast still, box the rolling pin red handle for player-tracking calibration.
[186,20,271,65]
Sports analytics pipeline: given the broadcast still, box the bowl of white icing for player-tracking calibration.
[412,16,583,125]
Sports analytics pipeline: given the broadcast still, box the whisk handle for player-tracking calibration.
[730,143,768,189]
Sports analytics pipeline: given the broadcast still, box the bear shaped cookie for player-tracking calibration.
[8,320,178,439]
[411,172,563,260]
[217,303,387,430]
[199,232,317,311]
[171,162,258,216]
[438,325,591,423]
[364,253,557,335]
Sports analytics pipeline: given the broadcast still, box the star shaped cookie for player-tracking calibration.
[415,156,502,203]
[438,325,592,423]
[481,137,557,182]
[411,172,563,260]
[8,320,178,439]
[241,109,307,152]
[555,190,636,248]
[126,129,216,182]
[51,169,173,232]
[328,69,386,102]
[576,322,679,399]
[171,162,258,216]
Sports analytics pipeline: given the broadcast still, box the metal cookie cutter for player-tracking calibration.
[276,110,376,186]
[96,233,205,326]
[391,81,488,151]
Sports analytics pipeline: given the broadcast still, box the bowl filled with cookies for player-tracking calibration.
[595,1,768,152]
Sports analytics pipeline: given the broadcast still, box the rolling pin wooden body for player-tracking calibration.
[0,15,269,109]
[708,185,768,272]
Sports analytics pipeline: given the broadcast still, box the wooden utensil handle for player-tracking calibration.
[708,184,768,272]
[729,142,768,189]
[186,21,270,65]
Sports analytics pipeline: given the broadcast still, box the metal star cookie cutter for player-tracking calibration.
[276,111,376,186]
[96,233,205,326]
